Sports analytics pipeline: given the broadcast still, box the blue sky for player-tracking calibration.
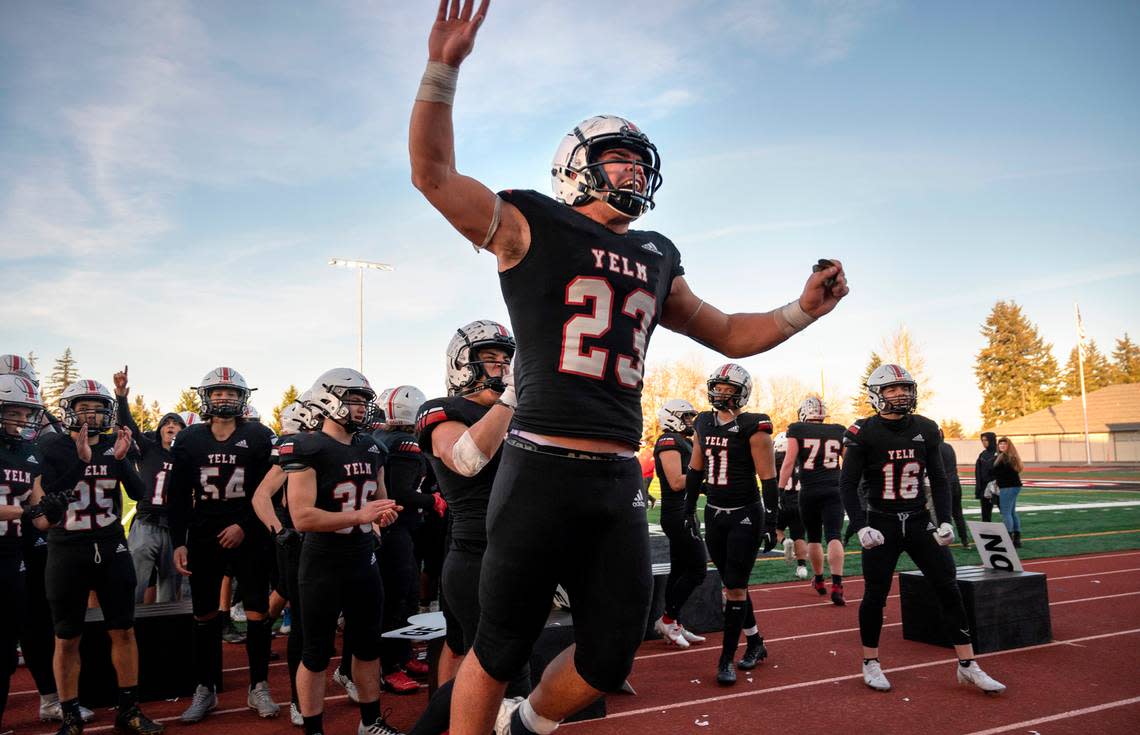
[2,0,1137,432]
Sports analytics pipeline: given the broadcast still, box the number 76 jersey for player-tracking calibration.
[497,189,685,446]
[786,421,846,494]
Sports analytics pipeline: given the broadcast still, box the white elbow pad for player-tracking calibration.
[451,430,490,477]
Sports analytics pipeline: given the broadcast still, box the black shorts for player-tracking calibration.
[777,490,804,541]
[473,442,650,693]
[704,502,762,589]
[799,489,845,544]
[298,537,384,671]
[46,535,136,638]
[1,553,25,676]
[186,527,272,618]
[441,538,484,654]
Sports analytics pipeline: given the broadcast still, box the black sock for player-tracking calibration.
[814,574,824,584]
[721,600,746,662]
[246,618,272,686]
[303,713,324,735]
[863,657,878,665]
[832,574,843,586]
[61,697,82,724]
[959,659,973,667]
[510,706,538,735]
[741,596,757,631]
[117,685,139,712]
[194,617,223,689]
[796,559,806,567]
[359,699,380,726]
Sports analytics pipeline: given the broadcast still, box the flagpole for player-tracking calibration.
[1075,303,1092,465]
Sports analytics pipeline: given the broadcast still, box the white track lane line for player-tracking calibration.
[961,695,1140,735]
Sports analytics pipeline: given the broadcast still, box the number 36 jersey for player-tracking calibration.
[498,190,685,447]
[168,421,276,546]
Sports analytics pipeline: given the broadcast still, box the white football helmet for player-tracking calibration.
[278,402,307,435]
[0,373,44,439]
[178,411,202,426]
[446,320,516,397]
[309,368,376,431]
[657,399,697,435]
[59,379,116,434]
[707,363,752,411]
[551,115,662,219]
[798,396,827,422]
[195,367,252,419]
[243,404,261,422]
[773,431,788,454]
[867,364,918,415]
[378,385,427,428]
[0,354,39,387]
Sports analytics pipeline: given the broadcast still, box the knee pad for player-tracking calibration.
[53,619,83,641]
[472,636,531,684]
[302,647,332,672]
[573,641,636,693]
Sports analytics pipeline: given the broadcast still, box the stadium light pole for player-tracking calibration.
[328,258,394,373]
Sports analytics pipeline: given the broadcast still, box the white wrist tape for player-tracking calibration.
[475,195,502,252]
[774,299,816,337]
[451,430,489,477]
[416,61,459,105]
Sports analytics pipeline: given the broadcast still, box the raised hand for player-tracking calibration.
[113,365,129,398]
[112,426,133,460]
[428,0,490,67]
[73,423,93,463]
[798,258,849,319]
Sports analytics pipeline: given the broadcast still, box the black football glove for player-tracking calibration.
[760,511,779,553]
[275,528,301,548]
[38,493,70,525]
[682,512,702,541]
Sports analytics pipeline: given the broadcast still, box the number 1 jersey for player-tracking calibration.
[498,189,684,446]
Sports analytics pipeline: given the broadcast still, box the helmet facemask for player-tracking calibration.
[582,137,662,218]
[1,403,43,441]
[200,386,249,419]
[708,380,745,411]
[869,382,917,416]
[63,398,115,436]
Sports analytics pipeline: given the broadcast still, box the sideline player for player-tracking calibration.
[686,365,777,685]
[169,368,279,722]
[841,365,1004,694]
[409,2,848,730]
[772,432,809,580]
[283,368,402,735]
[781,396,848,604]
[29,379,163,734]
[650,399,706,647]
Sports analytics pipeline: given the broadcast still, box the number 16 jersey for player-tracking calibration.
[498,190,684,446]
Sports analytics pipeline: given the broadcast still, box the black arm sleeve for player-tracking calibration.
[839,442,867,525]
[684,467,704,515]
[385,455,433,511]
[116,396,156,454]
[760,477,779,522]
[167,444,193,548]
[117,457,147,502]
[925,438,952,524]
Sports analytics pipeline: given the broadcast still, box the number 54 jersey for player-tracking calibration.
[498,190,685,447]
[168,421,276,547]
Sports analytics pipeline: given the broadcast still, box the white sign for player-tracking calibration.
[967,520,1023,572]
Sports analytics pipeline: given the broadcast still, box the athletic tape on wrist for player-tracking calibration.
[416,61,459,105]
[774,299,816,337]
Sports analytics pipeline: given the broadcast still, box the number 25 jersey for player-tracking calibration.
[498,190,685,447]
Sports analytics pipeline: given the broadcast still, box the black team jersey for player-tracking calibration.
[116,396,174,527]
[280,430,386,551]
[693,411,773,508]
[372,427,433,530]
[37,432,144,545]
[269,434,296,530]
[168,420,276,548]
[787,421,846,495]
[497,189,685,447]
[0,437,40,555]
[652,431,692,517]
[416,396,501,546]
[839,414,950,525]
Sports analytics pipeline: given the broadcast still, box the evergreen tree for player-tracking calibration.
[851,352,882,417]
[1062,340,1114,396]
[150,399,163,425]
[130,395,156,432]
[1113,333,1140,383]
[174,388,202,415]
[939,418,965,439]
[43,348,79,411]
[975,301,1061,427]
[271,385,300,435]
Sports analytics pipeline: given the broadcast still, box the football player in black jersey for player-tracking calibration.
[781,396,849,605]
[283,368,402,735]
[650,399,706,648]
[112,367,188,604]
[28,379,163,735]
[2,354,65,437]
[772,431,809,581]
[841,365,1005,694]
[410,5,848,732]
[168,367,280,723]
[685,365,778,685]
[0,373,45,733]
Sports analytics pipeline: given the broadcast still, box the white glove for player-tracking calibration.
[933,522,955,546]
[857,526,885,549]
[497,369,517,409]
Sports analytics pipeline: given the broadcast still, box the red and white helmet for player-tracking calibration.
[798,396,827,422]
[178,411,202,426]
[378,385,427,428]
[0,373,44,439]
[707,363,752,411]
[446,320,515,397]
[278,402,307,435]
[657,398,697,435]
[295,388,321,430]
[243,404,261,422]
[0,354,39,387]
[867,364,918,415]
[195,367,252,418]
[309,368,376,431]
[773,431,788,455]
[551,115,662,219]
[59,379,116,434]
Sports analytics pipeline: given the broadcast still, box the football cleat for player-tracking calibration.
[957,661,1006,694]
[738,637,768,670]
[114,705,165,734]
[404,658,430,676]
[654,617,690,648]
[862,660,891,691]
[221,619,246,644]
[381,671,419,695]
[811,577,827,596]
[716,658,737,685]
[493,697,525,735]
[247,681,279,718]
[680,626,706,644]
[830,583,846,606]
[333,669,361,702]
[290,702,303,727]
[783,538,795,563]
[53,722,82,735]
[40,696,95,723]
[795,565,809,580]
[179,685,217,723]
[359,709,404,735]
